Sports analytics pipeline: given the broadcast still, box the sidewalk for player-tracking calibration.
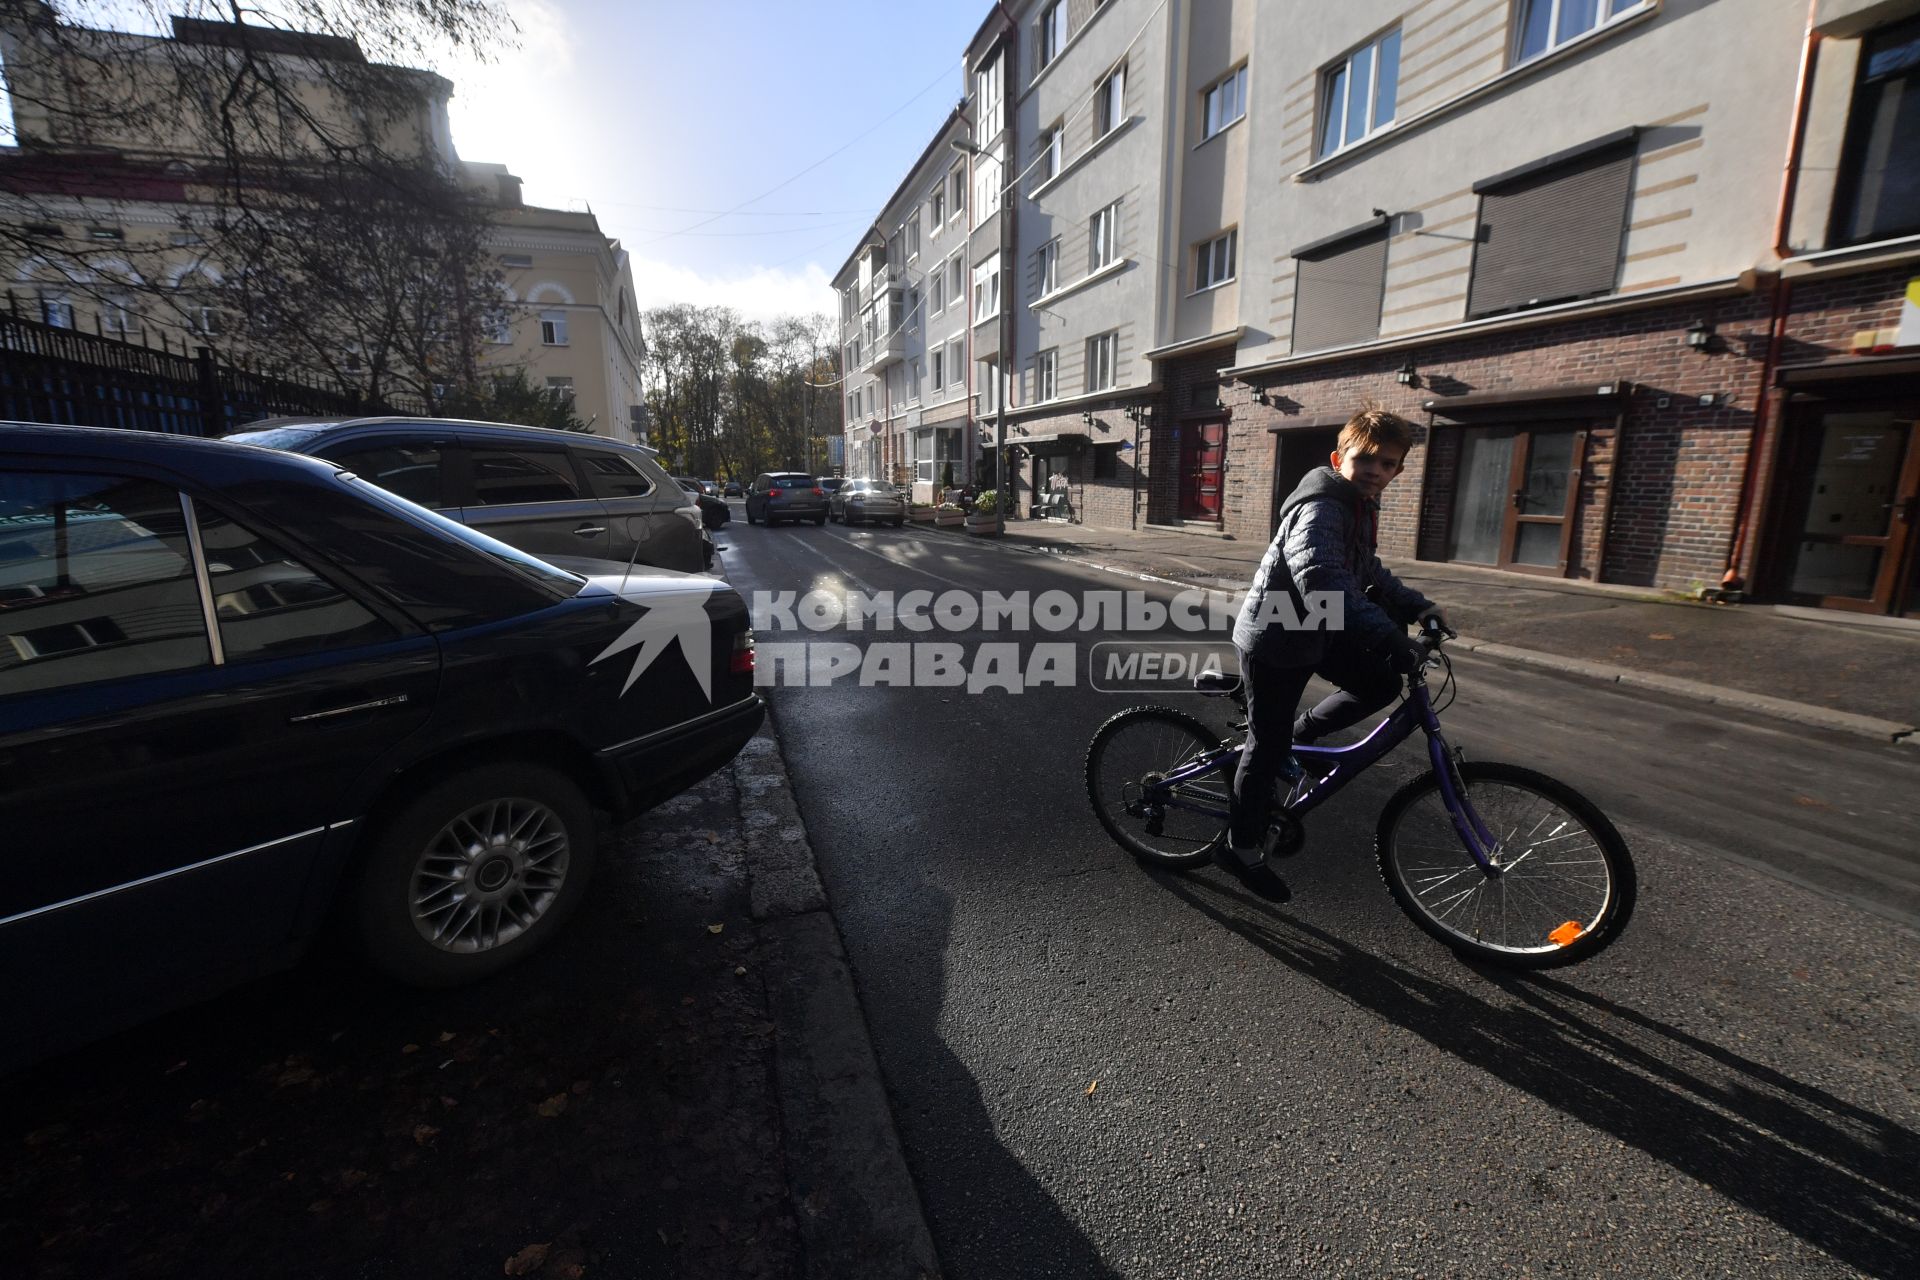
[925,518,1920,744]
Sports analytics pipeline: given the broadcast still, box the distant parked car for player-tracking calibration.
[673,476,731,530]
[828,479,906,527]
[227,417,714,573]
[0,422,764,1071]
[744,472,827,526]
[723,480,743,498]
[700,479,720,497]
[818,476,846,498]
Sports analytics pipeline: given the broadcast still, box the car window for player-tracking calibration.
[468,447,583,505]
[328,441,447,508]
[579,451,656,500]
[194,503,395,662]
[770,475,811,490]
[0,472,212,698]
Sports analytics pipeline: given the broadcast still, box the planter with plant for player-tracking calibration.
[966,489,1001,535]
[934,501,966,526]
[909,501,938,523]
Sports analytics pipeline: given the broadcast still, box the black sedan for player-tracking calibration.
[828,479,907,527]
[674,476,731,530]
[0,423,764,1071]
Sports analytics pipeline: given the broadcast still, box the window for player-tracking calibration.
[1319,28,1401,158]
[949,255,965,303]
[189,305,224,337]
[847,393,858,422]
[1090,201,1121,271]
[468,447,582,505]
[485,306,513,345]
[973,147,1003,222]
[1036,2,1067,70]
[977,359,1001,414]
[1035,348,1058,402]
[500,253,534,268]
[1516,0,1646,64]
[1094,444,1119,479]
[1467,136,1637,317]
[196,504,391,663]
[1038,124,1064,183]
[976,54,1004,143]
[578,450,656,499]
[1036,238,1059,297]
[0,474,210,697]
[1835,15,1920,245]
[908,357,923,402]
[1292,226,1389,352]
[1096,63,1127,138]
[948,339,964,389]
[1202,66,1248,140]
[102,296,135,339]
[330,442,447,508]
[931,187,945,227]
[545,376,575,403]
[906,287,920,329]
[930,270,944,315]
[907,212,921,261]
[951,166,967,220]
[1194,230,1237,291]
[932,348,945,390]
[1086,332,1117,391]
[973,253,1001,322]
[37,291,73,329]
[539,310,568,345]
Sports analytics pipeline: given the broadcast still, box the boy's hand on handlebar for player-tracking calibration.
[1388,631,1429,674]
[1417,606,1456,639]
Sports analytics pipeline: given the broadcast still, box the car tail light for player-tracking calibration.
[730,630,755,675]
[812,487,825,497]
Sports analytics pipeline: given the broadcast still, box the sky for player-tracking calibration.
[439,0,988,322]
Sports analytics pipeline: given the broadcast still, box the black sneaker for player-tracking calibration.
[1216,840,1292,903]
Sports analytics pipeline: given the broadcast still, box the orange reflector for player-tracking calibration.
[1548,921,1585,947]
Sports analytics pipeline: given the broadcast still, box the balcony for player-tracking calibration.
[861,324,906,372]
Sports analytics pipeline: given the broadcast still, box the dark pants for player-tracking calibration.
[1228,644,1401,848]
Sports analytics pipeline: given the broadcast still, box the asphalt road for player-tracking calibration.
[724,512,1920,1280]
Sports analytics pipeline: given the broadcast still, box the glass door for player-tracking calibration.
[1447,428,1516,564]
[1503,428,1585,574]
[1777,407,1920,614]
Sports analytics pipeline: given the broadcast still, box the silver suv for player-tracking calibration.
[227,417,713,572]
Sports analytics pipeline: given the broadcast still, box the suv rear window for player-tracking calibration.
[769,475,813,489]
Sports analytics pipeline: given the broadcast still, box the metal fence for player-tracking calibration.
[0,311,424,436]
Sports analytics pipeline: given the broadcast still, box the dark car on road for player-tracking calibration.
[227,417,714,573]
[673,475,732,530]
[744,472,828,526]
[827,479,906,527]
[0,423,764,1071]
[723,480,743,498]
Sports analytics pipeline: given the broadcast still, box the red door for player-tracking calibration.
[1181,418,1226,520]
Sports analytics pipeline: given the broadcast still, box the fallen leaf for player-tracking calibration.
[400,1044,421,1055]
[707,923,725,935]
[340,1169,369,1188]
[536,1093,569,1118]
[1794,795,1830,809]
[440,1096,459,1109]
[1085,1080,1099,1096]
[556,1265,586,1279]
[24,1124,70,1148]
[437,1031,457,1044]
[413,1125,440,1147]
[504,1242,551,1275]
[275,1066,318,1088]
[734,966,747,977]
[570,1080,591,1096]
[706,831,720,845]
[1648,633,1675,641]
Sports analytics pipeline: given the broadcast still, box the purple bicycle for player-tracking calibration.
[1084,620,1636,968]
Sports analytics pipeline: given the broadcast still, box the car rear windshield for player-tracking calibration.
[770,476,813,489]
[855,481,897,494]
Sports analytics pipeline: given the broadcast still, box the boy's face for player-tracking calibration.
[1330,441,1407,500]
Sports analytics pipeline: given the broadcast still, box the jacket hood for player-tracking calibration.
[1279,465,1366,522]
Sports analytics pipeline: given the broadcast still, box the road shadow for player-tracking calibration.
[848,882,1122,1280]
[1148,871,1920,1279]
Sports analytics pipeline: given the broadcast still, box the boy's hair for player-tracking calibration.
[1339,408,1415,456]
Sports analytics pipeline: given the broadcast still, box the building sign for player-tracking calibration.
[1898,277,1920,350]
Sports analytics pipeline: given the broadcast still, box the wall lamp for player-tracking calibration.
[1685,319,1714,351]
[1397,361,1420,388]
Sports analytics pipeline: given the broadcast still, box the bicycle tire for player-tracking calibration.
[1085,706,1231,869]
[1375,762,1636,969]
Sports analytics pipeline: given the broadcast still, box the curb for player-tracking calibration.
[729,722,943,1280]
[907,525,1918,746]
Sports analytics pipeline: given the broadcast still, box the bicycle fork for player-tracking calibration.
[1427,729,1503,876]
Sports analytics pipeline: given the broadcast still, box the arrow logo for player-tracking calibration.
[590,581,718,701]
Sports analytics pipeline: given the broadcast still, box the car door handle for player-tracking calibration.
[289,693,412,724]
[573,524,608,537]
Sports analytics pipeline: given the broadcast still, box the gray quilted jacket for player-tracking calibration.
[1231,466,1432,667]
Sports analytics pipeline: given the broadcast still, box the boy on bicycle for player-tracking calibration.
[1223,408,1449,900]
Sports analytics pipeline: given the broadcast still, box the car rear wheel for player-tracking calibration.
[891,517,904,528]
[354,763,597,987]
[813,514,827,526]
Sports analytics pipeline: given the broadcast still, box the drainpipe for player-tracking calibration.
[1722,0,1820,593]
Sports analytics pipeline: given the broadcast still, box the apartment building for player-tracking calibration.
[0,11,646,444]
[846,0,1920,617]
[834,108,975,493]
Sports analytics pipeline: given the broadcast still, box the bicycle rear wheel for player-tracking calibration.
[1375,762,1636,969]
[1085,706,1230,869]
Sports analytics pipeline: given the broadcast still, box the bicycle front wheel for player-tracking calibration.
[1376,762,1636,969]
[1085,706,1231,869]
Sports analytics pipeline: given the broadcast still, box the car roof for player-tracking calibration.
[229,416,659,454]
[1,420,363,485]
